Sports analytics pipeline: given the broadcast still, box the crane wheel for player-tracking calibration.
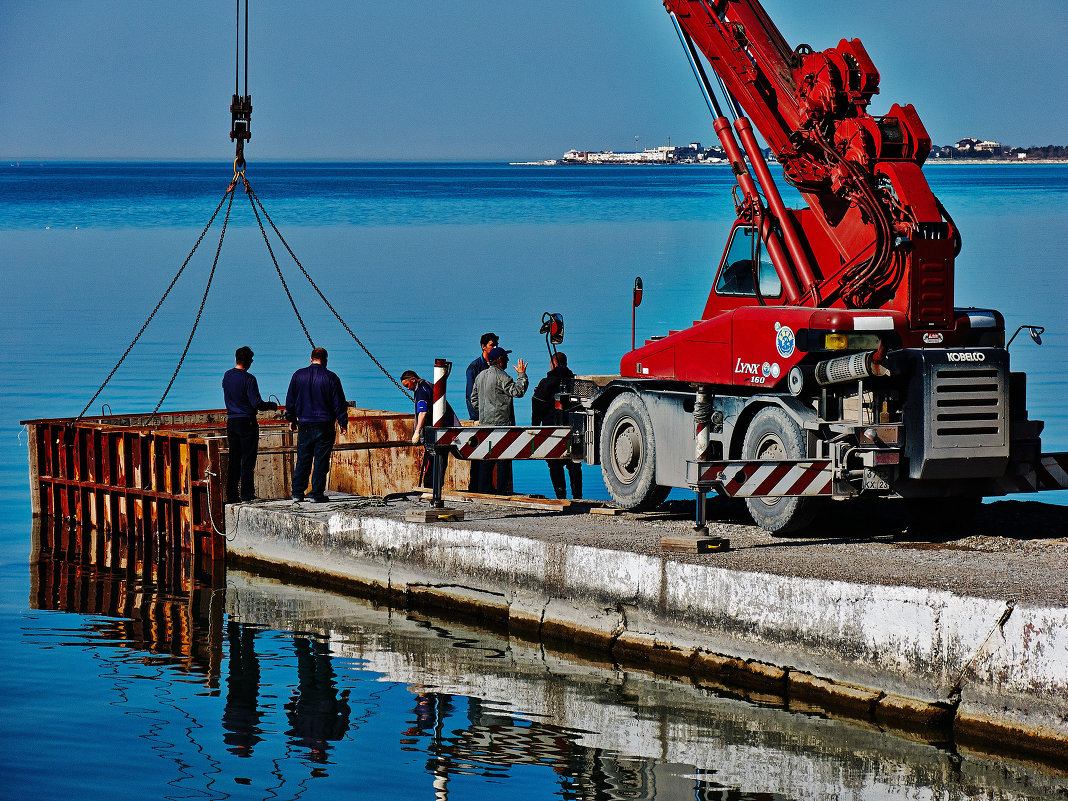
[600,393,670,512]
[741,406,819,535]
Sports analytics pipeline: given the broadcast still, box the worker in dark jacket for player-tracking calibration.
[222,345,277,503]
[464,332,498,492]
[285,347,348,503]
[531,352,582,499]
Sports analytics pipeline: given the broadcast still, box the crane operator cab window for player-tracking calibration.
[715,226,782,299]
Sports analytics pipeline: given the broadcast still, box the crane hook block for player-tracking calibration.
[230,94,252,143]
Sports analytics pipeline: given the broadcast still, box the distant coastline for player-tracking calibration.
[511,157,1068,166]
[513,139,1068,166]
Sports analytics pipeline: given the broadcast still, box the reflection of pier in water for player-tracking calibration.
[26,527,1068,800]
[404,691,714,800]
[27,522,721,799]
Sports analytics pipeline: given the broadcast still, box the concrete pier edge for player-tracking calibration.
[226,502,1068,769]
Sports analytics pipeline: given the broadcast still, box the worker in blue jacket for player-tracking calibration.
[285,347,348,503]
[222,345,277,503]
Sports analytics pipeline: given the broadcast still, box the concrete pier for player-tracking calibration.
[226,494,1068,766]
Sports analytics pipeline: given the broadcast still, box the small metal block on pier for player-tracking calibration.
[660,535,730,553]
[405,507,465,523]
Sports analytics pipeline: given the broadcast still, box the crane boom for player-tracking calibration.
[664,0,958,327]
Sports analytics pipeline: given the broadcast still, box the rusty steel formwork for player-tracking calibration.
[22,407,468,559]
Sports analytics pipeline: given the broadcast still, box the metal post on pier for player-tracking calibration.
[405,358,464,523]
[431,358,449,509]
[694,385,712,535]
[661,385,728,553]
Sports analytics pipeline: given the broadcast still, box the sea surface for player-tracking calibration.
[1,162,1067,799]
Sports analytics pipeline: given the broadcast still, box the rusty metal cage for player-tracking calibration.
[22,408,468,561]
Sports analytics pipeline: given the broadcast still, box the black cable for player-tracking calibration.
[243,0,249,98]
[234,0,239,97]
[74,185,235,423]
[246,183,413,402]
[153,184,238,414]
[243,177,314,347]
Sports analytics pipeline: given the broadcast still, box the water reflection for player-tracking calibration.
[25,520,1068,800]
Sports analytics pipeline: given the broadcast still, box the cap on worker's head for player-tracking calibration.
[235,346,253,366]
[486,346,511,363]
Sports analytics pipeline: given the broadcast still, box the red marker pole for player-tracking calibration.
[431,359,450,507]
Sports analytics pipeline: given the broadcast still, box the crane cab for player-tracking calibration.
[702,223,786,320]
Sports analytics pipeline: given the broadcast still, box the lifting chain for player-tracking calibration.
[73,183,237,425]
[245,179,413,402]
[73,0,411,423]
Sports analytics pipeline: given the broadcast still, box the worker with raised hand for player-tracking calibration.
[222,345,278,503]
[465,332,499,492]
[285,346,348,503]
[470,347,528,494]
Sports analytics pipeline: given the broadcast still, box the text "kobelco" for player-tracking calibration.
[947,351,986,362]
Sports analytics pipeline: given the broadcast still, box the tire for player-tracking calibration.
[741,406,819,534]
[599,394,670,512]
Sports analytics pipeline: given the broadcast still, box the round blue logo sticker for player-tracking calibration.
[775,324,795,358]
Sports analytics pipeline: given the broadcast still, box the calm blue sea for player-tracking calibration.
[1,162,1066,799]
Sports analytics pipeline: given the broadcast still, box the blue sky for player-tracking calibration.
[1,0,1064,161]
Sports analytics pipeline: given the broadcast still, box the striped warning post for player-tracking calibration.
[990,453,1068,494]
[431,426,572,460]
[432,358,449,428]
[693,459,834,497]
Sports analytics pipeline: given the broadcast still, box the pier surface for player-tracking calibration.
[226,494,1068,765]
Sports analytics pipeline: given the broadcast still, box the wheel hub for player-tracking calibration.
[612,422,642,482]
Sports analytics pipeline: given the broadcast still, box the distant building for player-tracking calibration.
[561,142,728,164]
[955,137,1002,155]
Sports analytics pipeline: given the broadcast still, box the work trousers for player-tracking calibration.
[226,417,260,502]
[477,461,512,495]
[548,460,582,500]
[292,422,336,500]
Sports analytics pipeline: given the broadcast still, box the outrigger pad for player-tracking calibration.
[404,508,465,523]
[660,535,730,554]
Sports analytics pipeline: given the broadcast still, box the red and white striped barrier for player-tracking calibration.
[990,453,1068,495]
[429,426,573,461]
[687,459,834,497]
[432,358,449,428]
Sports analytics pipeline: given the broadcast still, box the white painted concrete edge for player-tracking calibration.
[226,505,1068,740]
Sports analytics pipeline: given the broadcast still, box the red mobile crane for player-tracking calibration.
[563,0,1067,531]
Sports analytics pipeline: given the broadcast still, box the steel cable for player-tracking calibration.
[152,183,238,414]
[73,183,236,424]
[245,181,413,401]
[242,177,314,347]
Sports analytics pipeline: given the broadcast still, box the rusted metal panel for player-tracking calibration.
[332,408,468,496]
[22,407,464,552]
